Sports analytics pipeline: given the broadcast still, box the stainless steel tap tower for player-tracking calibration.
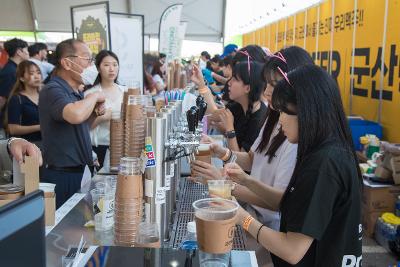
[144,94,207,245]
[144,112,167,244]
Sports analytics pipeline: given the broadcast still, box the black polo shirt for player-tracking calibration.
[39,76,92,167]
[227,101,267,152]
[272,141,362,266]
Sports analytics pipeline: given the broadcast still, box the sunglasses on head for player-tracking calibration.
[264,49,292,87]
[237,50,253,76]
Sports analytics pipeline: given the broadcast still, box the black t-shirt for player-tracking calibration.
[0,60,17,128]
[227,102,267,152]
[271,141,362,267]
[7,94,41,142]
[0,60,17,98]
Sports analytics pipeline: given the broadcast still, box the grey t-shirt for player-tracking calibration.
[39,76,92,167]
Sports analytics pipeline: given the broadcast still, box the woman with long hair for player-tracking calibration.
[151,61,166,92]
[84,50,125,168]
[192,46,313,232]
[192,45,269,152]
[226,64,362,266]
[6,60,42,143]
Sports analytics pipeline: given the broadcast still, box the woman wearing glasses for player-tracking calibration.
[84,50,125,168]
[226,64,362,266]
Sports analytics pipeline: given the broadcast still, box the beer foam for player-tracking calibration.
[198,144,210,152]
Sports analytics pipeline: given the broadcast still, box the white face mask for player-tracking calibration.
[67,59,99,85]
[80,65,99,85]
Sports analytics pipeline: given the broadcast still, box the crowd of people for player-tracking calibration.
[0,36,362,266]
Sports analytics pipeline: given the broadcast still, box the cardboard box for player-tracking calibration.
[374,166,392,180]
[391,156,400,184]
[44,192,55,226]
[0,199,14,206]
[0,156,55,226]
[362,179,400,213]
[0,191,55,226]
[362,208,382,237]
[13,156,40,194]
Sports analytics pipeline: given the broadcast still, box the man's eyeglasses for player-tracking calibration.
[66,55,95,64]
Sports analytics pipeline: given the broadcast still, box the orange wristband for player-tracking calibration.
[242,215,254,232]
[198,86,209,94]
[220,148,231,161]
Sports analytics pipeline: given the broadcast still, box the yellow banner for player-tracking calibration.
[381,0,400,141]
[265,25,271,49]
[351,0,384,123]
[305,6,318,54]
[271,22,278,52]
[240,0,400,142]
[276,19,286,50]
[294,11,306,48]
[286,15,295,47]
[331,0,356,114]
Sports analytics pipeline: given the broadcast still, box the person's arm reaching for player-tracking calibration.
[226,163,285,211]
[211,72,228,84]
[235,205,313,265]
[210,142,253,172]
[90,108,112,129]
[63,92,105,124]
[8,124,40,135]
[216,108,242,152]
[191,65,218,114]
[233,184,275,210]
[7,138,43,165]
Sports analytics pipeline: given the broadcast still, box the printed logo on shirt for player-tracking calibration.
[342,255,362,267]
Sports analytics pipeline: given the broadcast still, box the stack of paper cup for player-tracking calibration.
[114,157,144,246]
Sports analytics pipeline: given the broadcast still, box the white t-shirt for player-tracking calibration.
[249,120,298,230]
[84,84,125,146]
[199,59,207,70]
[153,74,165,88]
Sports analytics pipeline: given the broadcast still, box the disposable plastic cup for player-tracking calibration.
[193,198,238,267]
[90,188,114,231]
[207,180,232,199]
[136,222,160,244]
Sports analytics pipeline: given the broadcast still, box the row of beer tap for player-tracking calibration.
[144,89,208,244]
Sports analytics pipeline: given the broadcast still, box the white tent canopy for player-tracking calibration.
[0,0,225,43]
[132,0,225,42]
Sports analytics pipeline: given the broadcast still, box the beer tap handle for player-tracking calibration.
[196,95,204,107]
[190,106,199,130]
[198,101,207,122]
[186,108,197,133]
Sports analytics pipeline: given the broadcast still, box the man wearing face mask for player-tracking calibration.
[39,39,105,208]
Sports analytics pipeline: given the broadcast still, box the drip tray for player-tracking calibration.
[170,179,246,250]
